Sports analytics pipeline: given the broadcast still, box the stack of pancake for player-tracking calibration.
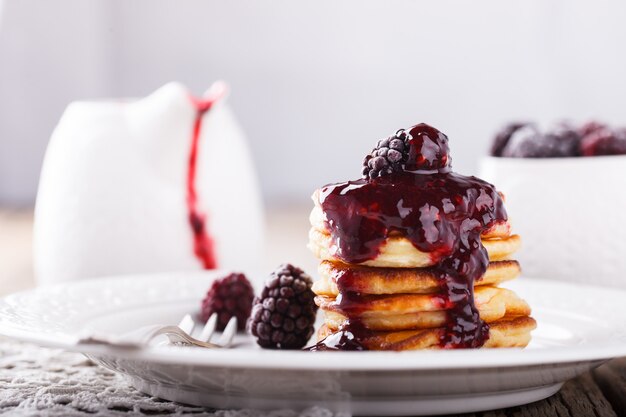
[308,190,537,350]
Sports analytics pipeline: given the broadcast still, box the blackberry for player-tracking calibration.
[404,123,451,171]
[200,272,254,331]
[362,130,410,179]
[544,123,582,157]
[491,122,530,156]
[580,127,626,156]
[247,264,318,349]
[502,124,581,158]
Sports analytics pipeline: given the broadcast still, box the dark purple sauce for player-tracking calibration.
[306,320,370,351]
[313,167,507,350]
[187,95,219,269]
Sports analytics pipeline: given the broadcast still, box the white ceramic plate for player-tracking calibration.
[0,272,625,416]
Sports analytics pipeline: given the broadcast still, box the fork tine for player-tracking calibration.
[199,312,218,342]
[178,314,195,335]
[151,326,221,348]
[217,317,238,347]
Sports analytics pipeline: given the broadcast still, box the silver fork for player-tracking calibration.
[77,313,238,349]
[174,313,238,348]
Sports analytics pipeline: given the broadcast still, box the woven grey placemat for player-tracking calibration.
[0,338,342,417]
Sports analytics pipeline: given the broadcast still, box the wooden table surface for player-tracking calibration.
[452,358,626,417]
[1,208,625,417]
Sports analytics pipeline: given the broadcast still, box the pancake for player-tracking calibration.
[310,193,512,239]
[308,227,521,268]
[316,315,536,350]
[313,260,520,296]
[321,294,530,331]
[316,285,530,326]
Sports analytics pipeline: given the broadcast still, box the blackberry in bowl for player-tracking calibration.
[490,121,626,158]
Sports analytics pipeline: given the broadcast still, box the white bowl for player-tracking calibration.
[479,155,626,289]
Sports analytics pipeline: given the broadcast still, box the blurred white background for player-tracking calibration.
[1,0,626,206]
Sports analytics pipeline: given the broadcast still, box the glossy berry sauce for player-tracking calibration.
[310,124,507,350]
[186,90,224,269]
[307,319,370,351]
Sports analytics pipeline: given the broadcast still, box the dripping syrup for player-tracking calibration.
[186,85,226,269]
[306,320,370,351]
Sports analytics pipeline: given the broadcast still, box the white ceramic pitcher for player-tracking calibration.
[34,82,264,284]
